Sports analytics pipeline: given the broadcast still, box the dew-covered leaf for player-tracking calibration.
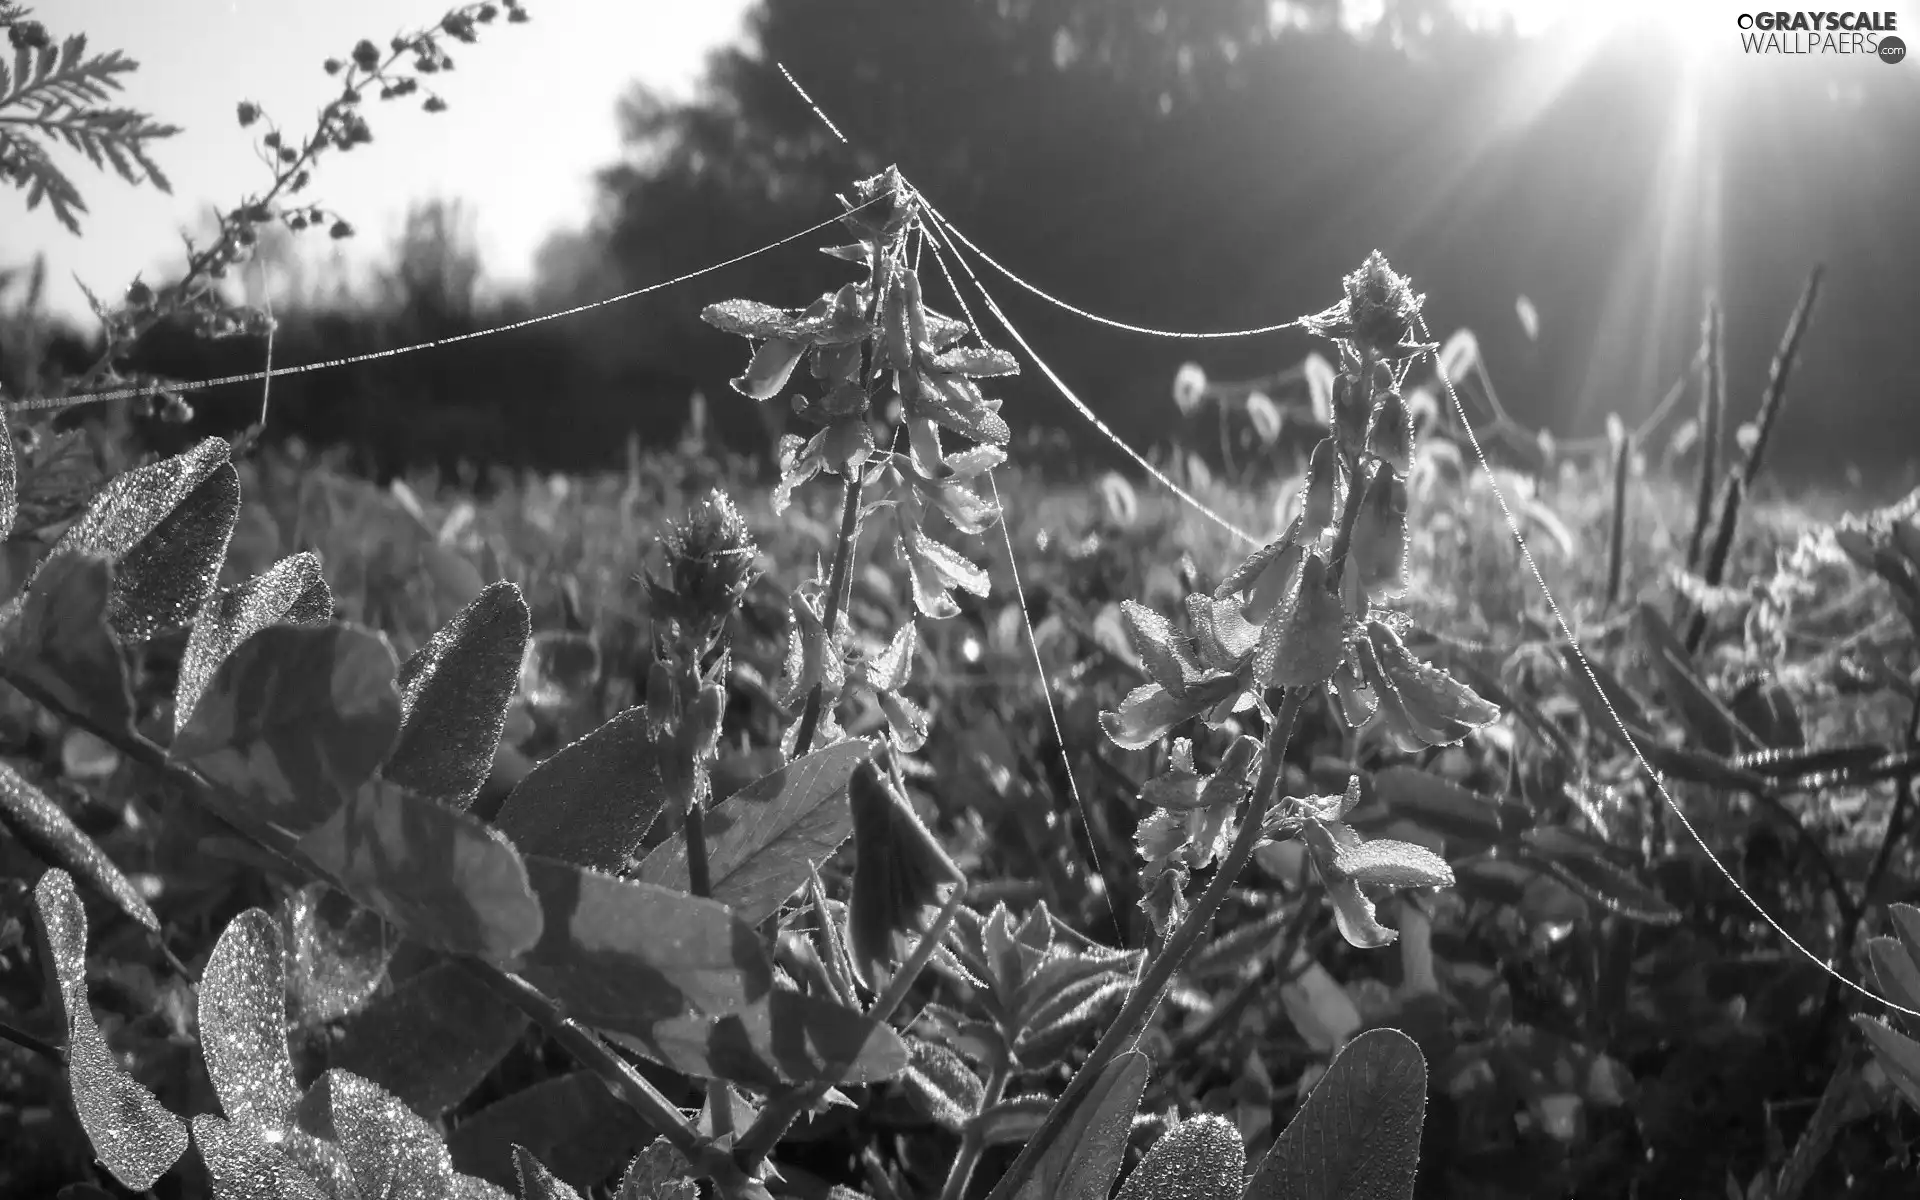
[701,298,801,340]
[384,582,530,809]
[1867,936,1920,1016]
[1099,676,1239,752]
[33,869,189,1190]
[1013,1050,1150,1200]
[1243,1027,1427,1200]
[279,882,395,1027]
[0,402,15,535]
[633,738,870,926]
[1350,466,1409,601]
[177,552,333,733]
[298,782,543,962]
[492,709,669,873]
[110,461,240,642]
[1113,1113,1245,1200]
[969,1095,1052,1147]
[513,1147,584,1200]
[1121,601,1198,697]
[1254,553,1347,688]
[0,759,157,930]
[930,345,1019,378]
[0,553,141,742]
[37,436,228,588]
[900,1037,984,1131]
[1362,621,1500,750]
[614,1140,699,1200]
[173,623,402,834]
[200,909,300,1133]
[193,1113,329,1200]
[296,1069,455,1200]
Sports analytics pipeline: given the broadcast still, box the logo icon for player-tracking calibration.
[1883,35,1908,63]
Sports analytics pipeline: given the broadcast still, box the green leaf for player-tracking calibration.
[514,1147,584,1200]
[295,1069,459,1200]
[40,436,229,575]
[0,553,141,742]
[1728,675,1805,749]
[1361,621,1500,750]
[176,552,334,733]
[1254,552,1347,688]
[701,298,801,340]
[332,960,527,1119]
[279,882,396,1027]
[1120,600,1201,698]
[1367,767,1505,850]
[1331,838,1454,890]
[1519,828,1680,926]
[298,782,543,962]
[32,869,189,1190]
[1350,466,1409,602]
[606,987,908,1087]
[193,1113,328,1200]
[1012,1050,1150,1200]
[930,344,1019,377]
[173,623,402,834]
[0,401,15,536]
[0,758,158,930]
[1868,936,1920,1016]
[492,709,668,873]
[384,582,530,809]
[899,1037,985,1131]
[200,909,300,1133]
[1243,1027,1427,1200]
[110,461,239,642]
[1890,903,1920,974]
[634,738,871,926]
[516,853,776,1025]
[731,337,807,400]
[614,1141,698,1200]
[1634,604,1753,757]
[1099,676,1239,752]
[968,1095,1052,1147]
[1554,645,1651,745]
[446,1072,651,1192]
[1113,1114,1246,1200]
[1855,1015,1920,1115]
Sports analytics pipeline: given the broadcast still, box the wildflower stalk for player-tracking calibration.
[1605,419,1631,609]
[1739,265,1823,491]
[980,685,1308,1200]
[938,1052,1011,1200]
[732,886,967,1174]
[790,472,864,758]
[1683,300,1724,574]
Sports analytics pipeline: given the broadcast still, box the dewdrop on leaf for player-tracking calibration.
[1172,362,1208,415]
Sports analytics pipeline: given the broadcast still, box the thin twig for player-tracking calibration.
[791,472,864,758]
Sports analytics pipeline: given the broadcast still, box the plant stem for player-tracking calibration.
[791,471,865,758]
[939,1055,1011,1200]
[681,793,734,1144]
[1821,696,1920,1033]
[0,1016,62,1065]
[733,886,966,1172]
[1683,300,1723,575]
[980,687,1307,1200]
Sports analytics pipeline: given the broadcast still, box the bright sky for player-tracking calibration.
[1,0,753,321]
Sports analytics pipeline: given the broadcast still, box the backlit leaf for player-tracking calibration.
[1012,1050,1150,1200]
[513,1147,584,1200]
[1635,604,1753,757]
[0,553,141,742]
[200,909,299,1133]
[900,1038,984,1131]
[173,623,402,834]
[1362,621,1500,750]
[1254,552,1346,688]
[492,709,668,873]
[384,582,530,809]
[333,960,527,1119]
[1243,1027,1427,1200]
[634,738,871,925]
[296,1069,455,1200]
[1113,1114,1245,1200]
[298,782,543,961]
[177,552,333,733]
[193,1113,328,1200]
[279,882,395,1028]
[0,759,157,930]
[33,869,189,1190]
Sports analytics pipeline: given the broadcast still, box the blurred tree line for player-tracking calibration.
[11,0,1920,483]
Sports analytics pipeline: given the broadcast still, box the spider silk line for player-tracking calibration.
[4,197,889,414]
[921,225,1122,947]
[1420,310,1920,1020]
[920,205,1261,546]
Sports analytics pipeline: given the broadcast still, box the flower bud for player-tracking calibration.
[351,38,380,71]
[236,101,260,127]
